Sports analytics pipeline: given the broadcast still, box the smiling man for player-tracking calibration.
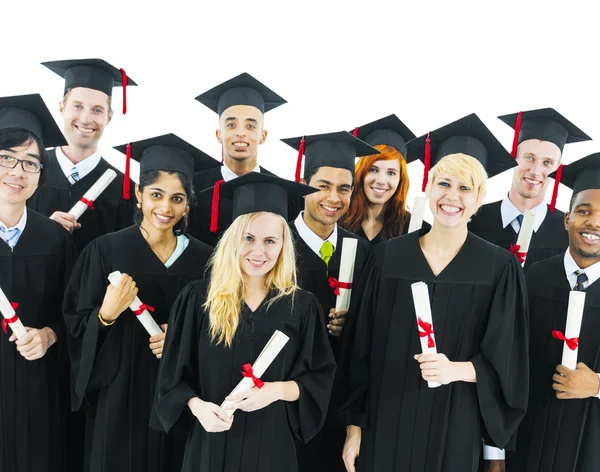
[514,153,600,470]
[27,58,137,253]
[469,108,592,271]
[188,73,287,246]
[281,131,376,472]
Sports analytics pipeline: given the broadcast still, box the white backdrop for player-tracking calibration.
[2,0,599,217]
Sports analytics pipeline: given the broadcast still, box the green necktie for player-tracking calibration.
[320,240,334,267]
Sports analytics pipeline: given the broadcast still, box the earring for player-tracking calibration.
[136,202,141,209]
[183,213,187,217]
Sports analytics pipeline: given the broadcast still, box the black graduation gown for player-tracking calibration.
[189,166,303,247]
[0,210,77,472]
[153,281,336,472]
[339,230,529,472]
[355,213,430,246]
[290,223,371,472]
[514,254,600,471]
[62,226,213,472]
[27,149,135,254]
[468,200,568,271]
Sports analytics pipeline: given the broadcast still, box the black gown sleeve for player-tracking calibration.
[285,293,337,444]
[470,252,529,449]
[153,282,203,433]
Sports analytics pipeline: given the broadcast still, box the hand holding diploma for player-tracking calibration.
[49,211,81,232]
[100,272,138,322]
[10,326,57,361]
[188,397,233,433]
[553,362,600,399]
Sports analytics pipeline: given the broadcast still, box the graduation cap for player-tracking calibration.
[350,114,417,161]
[281,131,380,183]
[41,58,137,114]
[114,133,219,189]
[499,108,591,158]
[0,93,66,148]
[204,172,318,233]
[195,72,287,116]
[547,153,600,213]
[406,113,516,192]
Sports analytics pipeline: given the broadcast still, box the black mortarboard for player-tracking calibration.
[41,58,137,114]
[350,114,417,161]
[114,134,219,181]
[195,72,286,116]
[203,172,318,233]
[0,93,66,148]
[407,113,516,192]
[281,131,380,182]
[555,153,600,196]
[498,108,591,157]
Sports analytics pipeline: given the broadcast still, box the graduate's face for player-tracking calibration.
[303,167,354,227]
[512,139,562,200]
[363,159,400,206]
[217,105,266,164]
[0,140,41,204]
[60,87,112,149]
[135,172,189,232]
[566,189,600,261]
[239,212,283,279]
[429,174,478,228]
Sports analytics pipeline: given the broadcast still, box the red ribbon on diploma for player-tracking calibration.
[328,277,353,296]
[552,330,579,351]
[417,316,435,348]
[133,304,155,316]
[80,197,95,210]
[241,363,264,389]
[510,244,527,264]
[2,302,19,334]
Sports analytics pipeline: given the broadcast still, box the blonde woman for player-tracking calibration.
[339,115,529,472]
[154,173,336,472]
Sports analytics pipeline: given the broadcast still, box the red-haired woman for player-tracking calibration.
[340,115,418,244]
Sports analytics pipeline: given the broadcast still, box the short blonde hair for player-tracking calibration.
[204,212,298,347]
[425,153,488,210]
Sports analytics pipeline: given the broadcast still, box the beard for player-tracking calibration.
[573,242,600,259]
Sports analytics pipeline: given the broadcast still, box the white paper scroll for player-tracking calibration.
[408,196,426,234]
[334,238,358,312]
[107,271,162,336]
[515,210,536,265]
[559,291,586,370]
[68,169,117,220]
[411,281,440,388]
[0,287,27,339]
[221,330,290,416]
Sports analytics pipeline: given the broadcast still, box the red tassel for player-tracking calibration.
[549,164,563,213]
[210,179,225,233]
[123,143,131,200]
[511,111,523,158]
[352,127,359,138]
[294,137,306,183]
[421,133,431,192]
[119,68,128,114]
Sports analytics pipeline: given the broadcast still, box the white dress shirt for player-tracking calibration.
[293,211,338,257]
[55,146,102,181]
[220,163,260,182]
[500,196,548,234]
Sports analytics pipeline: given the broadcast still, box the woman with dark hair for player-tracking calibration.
[340,115,417,244]
[0,94,77,472]
[62,134,216,472]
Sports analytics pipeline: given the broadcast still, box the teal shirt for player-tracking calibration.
[164,234,189,268]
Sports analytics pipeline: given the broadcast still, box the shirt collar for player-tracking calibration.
[220,163,261,182]
[55,146,102,181]
[293,211,338,257]
[0,207,27,232]
[564,249,600,287]
[500,195,548,232]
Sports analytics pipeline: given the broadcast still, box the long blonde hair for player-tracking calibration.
[204,212,298,347]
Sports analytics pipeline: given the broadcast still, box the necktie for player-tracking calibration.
[0,227,21,249]
[516,214,524,227]
[574,270,588,291]
[320,240,334,267]
[68,166,80,185]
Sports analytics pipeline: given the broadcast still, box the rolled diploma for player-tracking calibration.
[561,291,586,370]
[411,281,440,388]
[68,169,117,220]
[407,196,426,234]
[221,330,290,416]
[335,238,358,312]
[0,287,27,339]
[516,210,536,263]
[107,271,162,336]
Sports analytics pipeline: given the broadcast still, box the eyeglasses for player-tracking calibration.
[0,155,43,174]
